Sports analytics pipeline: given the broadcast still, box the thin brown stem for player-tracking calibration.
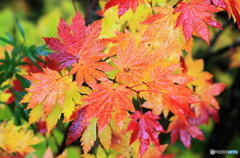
[56,73,71,81]
[129,82,146,89]
[72,0,78,13]
[55,123,71,156]
[137,93,143,114]
[173,0,183,8]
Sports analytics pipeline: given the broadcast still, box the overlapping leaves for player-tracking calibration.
[20,68,82,131]
[17,1,229,156]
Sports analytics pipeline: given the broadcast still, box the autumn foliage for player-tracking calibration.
[1,0,240,157]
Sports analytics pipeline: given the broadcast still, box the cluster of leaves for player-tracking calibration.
[0,18,58,157]
[0,120,43,157]
[1,0,240,157]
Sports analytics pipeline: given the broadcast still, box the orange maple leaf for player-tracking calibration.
[141,64,198,124]
[111,40,157,86]
[82,83,135,132]
[224,0,240,28]
[20,68,82,131]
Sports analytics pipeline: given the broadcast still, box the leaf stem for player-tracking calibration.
[56,73,71,81]
[72,0,78,13]
[137,92,143,114]
[129,82,146,89]
[85,0,98,21]
[173,0,183,8]
[55,123,71,156]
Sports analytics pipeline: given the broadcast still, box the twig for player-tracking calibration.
[72,0,78,13]
[55,123,71,156]
[173,0,183,8]
[85,0,98,21]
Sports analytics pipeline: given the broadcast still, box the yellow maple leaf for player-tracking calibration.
[20,68,83,132]
[0,120,43,156]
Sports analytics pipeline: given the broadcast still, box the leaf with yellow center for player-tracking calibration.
[0,120,43,156]
[20,68,83,131]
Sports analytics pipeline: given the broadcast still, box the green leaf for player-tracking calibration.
[15,73,30,89]
[0,37,15,46]
[15,18,25,40]
[6,32,16,46]
[36,45,53,56]
[23,47,42,70]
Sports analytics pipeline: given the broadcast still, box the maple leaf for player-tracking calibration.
[124,111,165,156]
[224,0,240,28]
[181,54,213,87]
[81,118,97,154]
[36,120,51,136]
[174,0,222,44]
[82,83,135,132]
[67,106,88,144]
[205,0,227,9]
[20,68,82,131]
[206,0,240,28]
[141,4,192,54]
[111,40,157,86]
[70,50,114,87]
[188,101,220,125]
[196,82,226,110]
[142,144,175,158]
[0,120,43,156]
[68,83,135,153]
[104,0,145,17]
[141,63,198,123]
[167,116,204,149]
[43,12,114,87]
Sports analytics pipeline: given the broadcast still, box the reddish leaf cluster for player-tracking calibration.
[19,0,237,156]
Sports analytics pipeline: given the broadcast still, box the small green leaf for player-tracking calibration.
[15,18,25,40]
[15,73,30,89]
[6,32,16,46]
[23,47,42,70]
[0,37,15,46]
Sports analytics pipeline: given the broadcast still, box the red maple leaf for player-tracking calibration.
[174,0,222,44]
[167,116,204,149]
[188,101,219,125]
[43,12,114,86]
[104,0,145,17]
[82,83,135,132]
[67,106,88,144]
[206,0,240,28]
[5,79,23,104]
[124,111,165,156]
[205,0,227,9]
[36,120,52,136]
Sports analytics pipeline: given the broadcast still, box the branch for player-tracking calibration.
[55,123,71,156]
[173,0,183,8]
[72,0,78,13]
[85,0,98,21]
